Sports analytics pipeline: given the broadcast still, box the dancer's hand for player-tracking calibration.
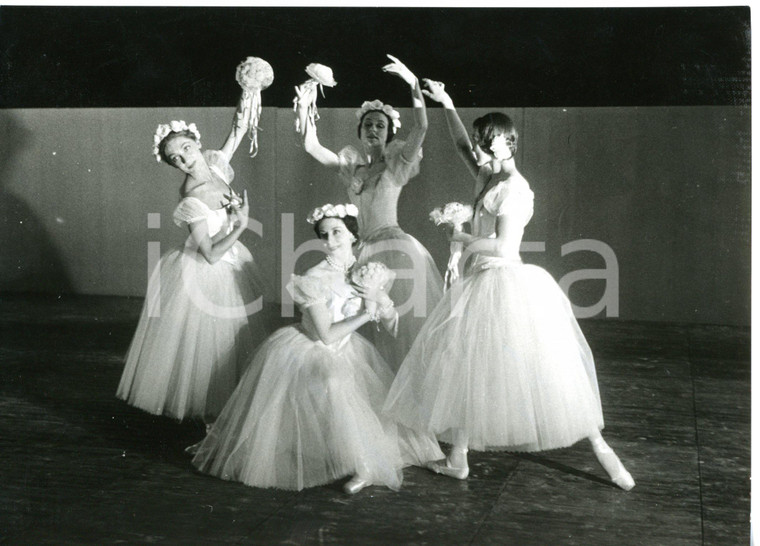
[422,79,452,106]
[230,189,249,229]
[353,283,390,305]
[294,82,317,108]
[234,91,253,128]
[443,224,465,242]
[382,54,417,87]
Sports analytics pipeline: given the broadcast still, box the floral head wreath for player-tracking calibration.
[355,100,401,134]
[152,120,201,163]
[306,203,359,224]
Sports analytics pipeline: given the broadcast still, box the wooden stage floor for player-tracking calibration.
[0,294,750,544]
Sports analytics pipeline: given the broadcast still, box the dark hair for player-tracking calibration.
[472,112,517,156]
[314,215,360,246]
[158,130,200,165]
[357,111,395,143]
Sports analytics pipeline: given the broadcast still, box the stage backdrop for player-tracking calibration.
[0,105,750,326]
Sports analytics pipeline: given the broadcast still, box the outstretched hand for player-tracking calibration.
[294,82,318,108]
[421,78,451,105]
[382,54,417,87]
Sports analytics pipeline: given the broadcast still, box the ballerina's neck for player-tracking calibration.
[489,156,515,173]
[325,252,356,273]
[363,146,386,166]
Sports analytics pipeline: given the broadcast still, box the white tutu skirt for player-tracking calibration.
[357,226,444,373]
[192,326,443,491]
[117,241,270,422]
[384,258,604,452]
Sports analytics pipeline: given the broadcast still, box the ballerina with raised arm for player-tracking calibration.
[293,55,444,373]
[117,89,271,429]
[192,204,443,494]
[383,80,635,491]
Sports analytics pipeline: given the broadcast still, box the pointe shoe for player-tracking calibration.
[594,442,635,491]
[344,475,372,495]
[428,447,469,480]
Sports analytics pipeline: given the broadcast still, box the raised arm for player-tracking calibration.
[218,91,253,162]
[294,83,341,169]
[422,79,480,180]
[382,55,427,161]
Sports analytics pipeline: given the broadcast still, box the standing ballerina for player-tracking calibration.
[192,204,443,494]
[117,93,270,427]
[294,54,444,372]
[383,80,635,491]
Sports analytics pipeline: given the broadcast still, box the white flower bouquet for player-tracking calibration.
[293,63,337,135]
[235,56,274,157]
[351,262,395,291]
[429,202,473,289]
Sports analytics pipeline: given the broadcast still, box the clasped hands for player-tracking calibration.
[351,282,393,319]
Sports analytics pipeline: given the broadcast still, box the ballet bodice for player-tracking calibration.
[337,140,422,238]
[470,173,534,265]
[172,150,240,264]
[287,261,363,349]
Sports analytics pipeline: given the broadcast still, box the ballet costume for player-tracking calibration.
[337,140,443,372]
[384,177,634,490]
[117,150,270,423]
[192,260,443,492]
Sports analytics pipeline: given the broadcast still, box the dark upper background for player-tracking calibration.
[0,6,751,109]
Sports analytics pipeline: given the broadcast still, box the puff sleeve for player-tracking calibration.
[383,139,422,186]
[337,146,364,189]
[205,149,235,185]
[173,197,212,227]
[482,181,535,223]
[286,274,332,309]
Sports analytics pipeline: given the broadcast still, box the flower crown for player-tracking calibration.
[152,120,201,163]
[306,203,359,224]
[355,100,401,134]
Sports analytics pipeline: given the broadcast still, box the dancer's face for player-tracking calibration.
[164,135,203,175]
[318,218,354,256]
[489,133,512,160]
[359,112,390,149]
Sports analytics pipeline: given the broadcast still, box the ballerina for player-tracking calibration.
[383,80,635,491]
[117,91,270,427]
[294,54,444,373]
[191,204,443,494]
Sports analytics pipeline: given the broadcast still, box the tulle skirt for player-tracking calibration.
[192,326,443,491]
[357,225,444,373]
[116,241,270,422]
[384,256,604,452]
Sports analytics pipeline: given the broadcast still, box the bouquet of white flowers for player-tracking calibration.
[293,63,337,135]
[429,202,473,289]
[235,56,274,157]
[351,262,396,328]
[350,261,395,291]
